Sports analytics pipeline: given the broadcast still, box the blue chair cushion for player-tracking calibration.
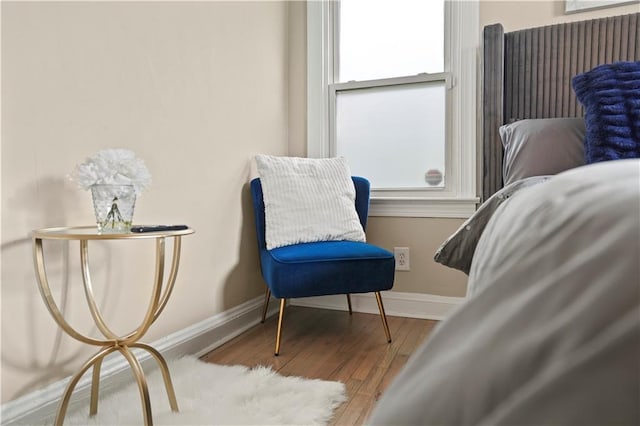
[260,241,395,299]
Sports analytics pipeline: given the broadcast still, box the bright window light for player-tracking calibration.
[338,0,444,82]
[335,81,446,188]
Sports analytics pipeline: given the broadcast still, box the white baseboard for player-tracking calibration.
[1,290,463,425]
[0,294,279,426]
[290,290,465,321]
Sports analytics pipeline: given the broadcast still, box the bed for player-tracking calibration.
[368,13,639,425]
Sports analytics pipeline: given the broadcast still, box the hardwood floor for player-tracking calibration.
[200,305,438,425]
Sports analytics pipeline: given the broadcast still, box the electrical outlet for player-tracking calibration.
[393,247,410,271]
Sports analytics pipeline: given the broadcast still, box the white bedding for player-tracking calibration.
[368,159,640,425]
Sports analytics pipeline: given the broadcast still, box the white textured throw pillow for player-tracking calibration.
[255,155,366,250]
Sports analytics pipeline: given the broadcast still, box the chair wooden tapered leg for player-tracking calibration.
[261,288,271,323]
[274,298,286,356]
[346,294,353,315]
[375,292,392,343]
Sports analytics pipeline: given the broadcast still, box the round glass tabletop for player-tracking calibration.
[32,226,195,240]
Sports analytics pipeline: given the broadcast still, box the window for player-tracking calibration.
[333,76,447,189]
[338,0,444,81]
[308,0,480,217]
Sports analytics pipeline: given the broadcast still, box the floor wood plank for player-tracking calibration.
[201,305,437,425]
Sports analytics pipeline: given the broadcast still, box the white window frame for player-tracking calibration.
[307,0,480,218]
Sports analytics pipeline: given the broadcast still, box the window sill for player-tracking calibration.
[369,197,479,218]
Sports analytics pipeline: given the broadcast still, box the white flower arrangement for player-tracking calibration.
[69,148,152,195]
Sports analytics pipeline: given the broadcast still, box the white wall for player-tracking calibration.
[1,1,289,403]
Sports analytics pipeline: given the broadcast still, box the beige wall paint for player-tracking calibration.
[346,220,468,297]
[287,1,308,157]
[366,217,469,297]
[1,1,289,403]
[481,0,639,31]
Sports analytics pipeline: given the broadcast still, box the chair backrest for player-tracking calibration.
[250,176,370,250]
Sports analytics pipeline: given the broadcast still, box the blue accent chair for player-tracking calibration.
[250,176,395,355]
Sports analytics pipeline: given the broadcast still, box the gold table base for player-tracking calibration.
[32,226,194,426]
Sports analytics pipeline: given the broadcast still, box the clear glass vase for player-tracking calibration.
[91,184,136,233]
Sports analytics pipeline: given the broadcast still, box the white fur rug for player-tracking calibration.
[54,356,347,425]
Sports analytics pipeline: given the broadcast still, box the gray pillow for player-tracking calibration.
[499,118,585,185]
[434,176,550,275]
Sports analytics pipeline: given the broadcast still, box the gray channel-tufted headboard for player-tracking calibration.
[482,12,639,201]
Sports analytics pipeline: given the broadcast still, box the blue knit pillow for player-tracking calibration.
[572,61,640,164]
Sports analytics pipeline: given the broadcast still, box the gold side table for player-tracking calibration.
[31,226,194,426]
